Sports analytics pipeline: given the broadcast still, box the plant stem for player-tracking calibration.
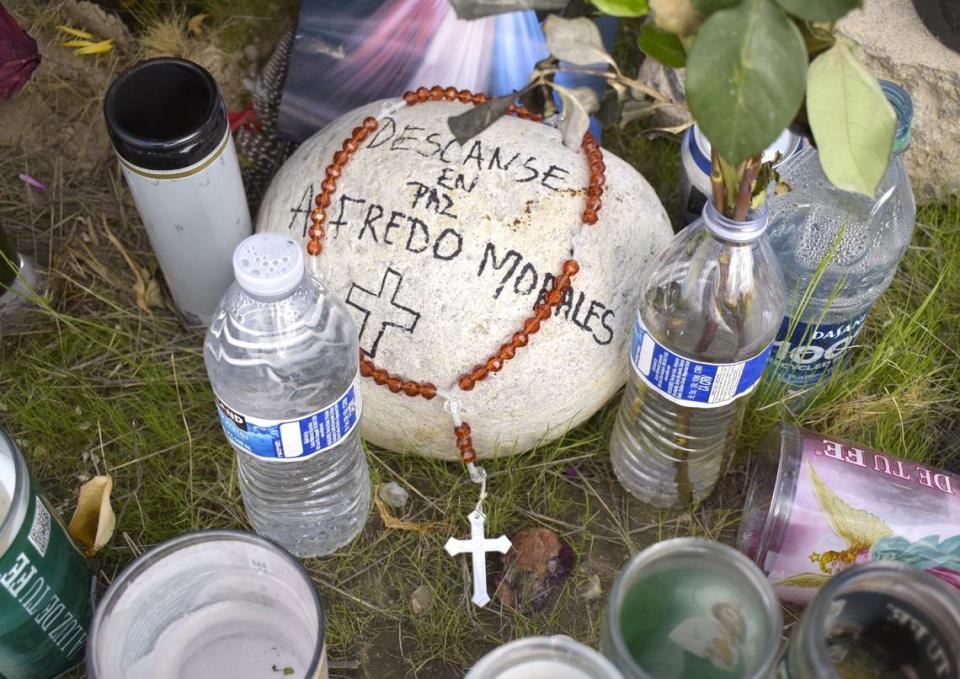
[710,147,726,213]
[734,154,763,221]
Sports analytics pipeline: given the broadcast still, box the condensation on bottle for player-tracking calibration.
[609,202,785,508]
[767,81,916,389]
[204,233,370,557]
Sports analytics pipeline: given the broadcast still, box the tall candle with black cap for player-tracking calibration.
[104,57,251,327]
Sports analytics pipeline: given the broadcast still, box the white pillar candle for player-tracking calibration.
[104,58,252,327]
[87,530,327,679]
[467,636,622,679]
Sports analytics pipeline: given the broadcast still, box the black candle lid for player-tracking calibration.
[103,58,228,171]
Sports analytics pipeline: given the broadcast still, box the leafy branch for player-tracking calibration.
[448,0,896,220]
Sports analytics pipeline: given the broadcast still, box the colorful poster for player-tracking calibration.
[277,0,616,141]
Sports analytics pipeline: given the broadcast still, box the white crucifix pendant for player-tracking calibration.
[444,509,512,607]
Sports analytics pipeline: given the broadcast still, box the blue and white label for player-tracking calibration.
[770,311,869,387]
[629,314,773,408]
[214,380,361,460]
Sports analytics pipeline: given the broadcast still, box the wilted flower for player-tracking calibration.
[0,5,41,100]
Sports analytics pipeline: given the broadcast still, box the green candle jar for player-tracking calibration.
[601,538,782,678]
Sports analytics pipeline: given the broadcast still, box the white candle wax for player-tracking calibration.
[495,659,594,679]
[126,601,312,679]
[0,448,14,525]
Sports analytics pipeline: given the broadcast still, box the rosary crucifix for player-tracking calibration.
[444,508,511,607]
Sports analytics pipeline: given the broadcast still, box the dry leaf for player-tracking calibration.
[56,25,95,39]
[373,494,434,533]
[68,475,116,556]
[187,14,208,36]
[73,39,113,55]
[101,216,164,313]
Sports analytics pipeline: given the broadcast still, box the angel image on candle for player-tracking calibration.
[776,462,960,592]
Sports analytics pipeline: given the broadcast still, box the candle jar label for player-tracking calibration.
[213,380,361,459]
[0,483,93,676]
[629,314,773,408]
[763,430,960,604]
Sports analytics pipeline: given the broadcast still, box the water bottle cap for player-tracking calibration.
[232,233,304,297]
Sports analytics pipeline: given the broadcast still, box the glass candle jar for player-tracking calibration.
[467,635,623,678]
[602,538,782,678]
[781,562,960,678]
[86,530,327,679]
[0,427,94,678]
[737,423,960,605]
[0,225,46,324]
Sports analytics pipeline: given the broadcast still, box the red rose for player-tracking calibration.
[0,4,41,100]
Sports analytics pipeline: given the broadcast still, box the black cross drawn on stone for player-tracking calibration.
[346,267,421,359]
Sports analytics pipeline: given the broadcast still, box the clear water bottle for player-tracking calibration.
[767,81,915,389]
[609,202,785,508]
[204,233,370,557]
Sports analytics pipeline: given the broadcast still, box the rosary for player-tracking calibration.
[306,85,607,607]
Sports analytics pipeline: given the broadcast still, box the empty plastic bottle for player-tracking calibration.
[204,233,370,557]
[767,81,915,389]
[609,202,785,508]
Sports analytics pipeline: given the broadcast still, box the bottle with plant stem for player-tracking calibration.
[609,160,785,508]
[766,81,915,391]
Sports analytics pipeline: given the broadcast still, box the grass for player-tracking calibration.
[2,3,960,677]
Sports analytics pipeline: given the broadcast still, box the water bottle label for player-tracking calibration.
[213,380,362,460]
[771,310,869,386]
[629,314,773,408]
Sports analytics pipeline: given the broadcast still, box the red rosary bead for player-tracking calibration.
[416,87,430,101]
[486,356,503,372]
[420,383,437,399]
[461,449,477,464]
[499,343,516,360]
[563,260,580,276]
[343,139,359,153]
[513,331,529,348]
[306,240,322,256]
[523,317,541,335]
[459,375,476,391]
[363,116,378,131]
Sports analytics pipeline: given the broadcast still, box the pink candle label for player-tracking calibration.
[764,431,960,604]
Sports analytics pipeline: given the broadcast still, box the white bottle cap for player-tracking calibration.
[232,233,304,297]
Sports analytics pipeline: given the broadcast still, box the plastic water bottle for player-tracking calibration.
[767,81,915,389]
[204,233,370,557]
[609,202,785,508]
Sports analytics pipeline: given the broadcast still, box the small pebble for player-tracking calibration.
[578,573,602,602]
[378,481,409,509]
[243,44,258,62]
[410,584,432,615]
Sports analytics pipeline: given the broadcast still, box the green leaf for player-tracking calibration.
[807,41,895,196]
[691,0,741,14]
[685,0,807,164]
[774,0,861,22]
[592,0,649,17]
[542,16,615,67]
[636,22,686,67]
